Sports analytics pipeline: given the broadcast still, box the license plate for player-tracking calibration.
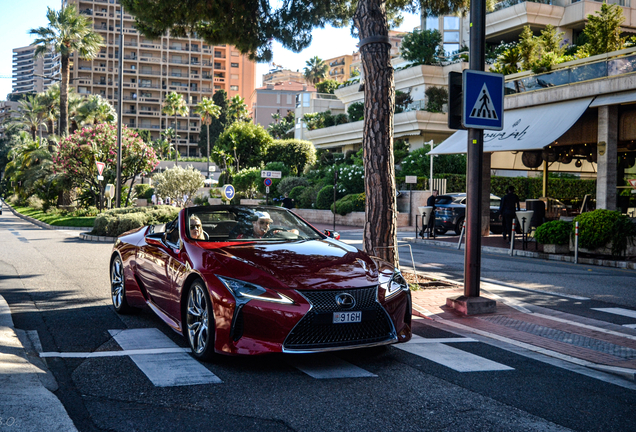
[333,311,362,324]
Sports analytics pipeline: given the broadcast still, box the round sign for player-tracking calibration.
[221,184,235,201]
[264,178,272,187]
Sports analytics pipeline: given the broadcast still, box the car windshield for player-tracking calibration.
[185,206,324,242]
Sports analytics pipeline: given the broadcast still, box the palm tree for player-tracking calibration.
[161,91,189,165]
[227,95,249,123]
[303,56,329,85]
[11,94,48,141]
[29,4,102,137]
[194,97,221,178]
[75,95,117,126]
[41,84,60,137]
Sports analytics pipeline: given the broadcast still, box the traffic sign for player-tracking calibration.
[221,184,235,201]
[261,170,281,179]
[462,70,504,130]
[629,179,636,189]
[96,161,105,175]
[264,178,272,187]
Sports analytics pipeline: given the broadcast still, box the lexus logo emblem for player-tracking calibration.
[335,293,356,310]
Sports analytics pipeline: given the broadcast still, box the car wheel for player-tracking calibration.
[110,255,133,314]
[454,218,465,236]
[186,279,215,361]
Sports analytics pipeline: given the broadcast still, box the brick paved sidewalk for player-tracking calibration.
[410,286,636,378]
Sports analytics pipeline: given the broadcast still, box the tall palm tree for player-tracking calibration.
[75,95,117,126]
[303,56,329,85]
[11,94,48,141]
[29,4,102,137]
[41,84,60,137]
[194,97,221,178]
[227,95,249,123]
[161,91,189,165]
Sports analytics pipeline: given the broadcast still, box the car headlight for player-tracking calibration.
[380,269,409,299]
[216,275,294,305]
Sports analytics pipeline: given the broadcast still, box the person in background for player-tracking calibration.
[500,186,521,242]
[151,193,157,206]
[282,193,294,209]
[425,189,438,237]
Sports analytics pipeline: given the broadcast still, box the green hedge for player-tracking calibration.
[333,193,366,215]
[534,220,572,245]
[92,205,180,237]
[573,209,636,256]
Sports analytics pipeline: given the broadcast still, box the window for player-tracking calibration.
[425,16,439,31]
[444,17,460,30]
[444,32,460,43]
[231,62,239,68]
[444,44,460,56]
[230,85,239,91]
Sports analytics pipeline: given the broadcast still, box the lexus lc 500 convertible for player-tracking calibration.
[110,205,412,360]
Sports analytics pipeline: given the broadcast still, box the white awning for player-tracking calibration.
[429,97,594,155]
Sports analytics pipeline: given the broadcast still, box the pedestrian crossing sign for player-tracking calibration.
[462,70,504,130]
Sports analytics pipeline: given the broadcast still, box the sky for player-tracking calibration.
[0,0,421,100]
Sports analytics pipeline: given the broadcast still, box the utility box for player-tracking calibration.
[525,199,545,227]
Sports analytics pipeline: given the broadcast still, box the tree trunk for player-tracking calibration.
[207,123,210,176]
[174,115,178,166]
[354,0,398,266]
[60,54,69,136]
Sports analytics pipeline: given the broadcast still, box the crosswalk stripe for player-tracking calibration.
[396,341,514,372]
[110,329,222,387]
[288,354,377,379]
[592,307,636,319]
[408,335,478,344]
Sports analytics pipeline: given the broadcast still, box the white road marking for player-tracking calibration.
[288,354,377,379]
[592,307,636,319]
[408,334,477,344]
[110,328,222,387]
[396,341,514,372]
[40,347,190,358]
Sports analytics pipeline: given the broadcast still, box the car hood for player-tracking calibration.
[212,239,382,290]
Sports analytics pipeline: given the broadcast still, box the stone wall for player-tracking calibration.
[292,209,410,227]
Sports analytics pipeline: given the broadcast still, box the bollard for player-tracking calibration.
[457,220,466,250]
[574,221,579,264]
[509,218,516,256]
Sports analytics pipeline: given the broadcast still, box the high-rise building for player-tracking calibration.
[66,0,256,157]
[12,45,61,96]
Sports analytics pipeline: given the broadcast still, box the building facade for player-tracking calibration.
[262,68,305,85]
[251,81,314,129]
[324,54,354,83]
[12,45,61,96]
[65,0,256,157]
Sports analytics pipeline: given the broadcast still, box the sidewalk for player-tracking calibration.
[408,267,636,382]
[0,295,78,431]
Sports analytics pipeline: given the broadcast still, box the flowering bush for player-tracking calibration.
[54,124,159,194]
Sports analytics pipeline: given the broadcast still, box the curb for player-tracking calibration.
[79,232,116,243]
[403,237,636,270]
[2,201,92,232]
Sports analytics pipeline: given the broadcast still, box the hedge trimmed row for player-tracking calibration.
[92,205,180,237]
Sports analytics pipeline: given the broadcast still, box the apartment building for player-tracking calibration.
[325,54,354,83]
[66,0,256,157]
[251,81,314,129]
[262,68,306,84]
[12,45,61,96]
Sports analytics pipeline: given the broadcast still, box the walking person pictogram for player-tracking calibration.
[469,83,498,120]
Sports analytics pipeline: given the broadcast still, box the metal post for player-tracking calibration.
[115,4,124,208]
[574,221,579,264]
[429,140,435,194]
[333,169,338,231]
[463,0,487,298]
[408,183,412,226]
[509,217,516,256]
[457,221,466,250]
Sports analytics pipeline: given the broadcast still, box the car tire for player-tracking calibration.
[110,255,133,314]
[454,218,464,236]
[186,279,215,361]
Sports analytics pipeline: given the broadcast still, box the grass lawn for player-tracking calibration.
[14,206,96,227]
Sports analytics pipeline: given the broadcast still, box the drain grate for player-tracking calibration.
[480,315,636,360]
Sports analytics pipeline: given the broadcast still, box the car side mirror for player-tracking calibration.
[324,229,340,240]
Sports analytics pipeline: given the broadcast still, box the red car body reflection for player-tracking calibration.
[110,206,412,360]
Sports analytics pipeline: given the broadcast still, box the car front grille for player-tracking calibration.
[283,286,395,351]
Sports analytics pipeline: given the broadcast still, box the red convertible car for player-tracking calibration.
[110,205,412,360]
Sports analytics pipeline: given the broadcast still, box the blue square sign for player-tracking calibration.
[462,70,504,130]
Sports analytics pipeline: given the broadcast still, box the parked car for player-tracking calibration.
[434,193,504,235]
[110,205,412,360]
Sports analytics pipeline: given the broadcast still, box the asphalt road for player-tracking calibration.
[2,211,636,432]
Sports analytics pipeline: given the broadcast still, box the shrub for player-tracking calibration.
[92,205,179,237]
[347,102,364,122]
[134,184,154,200]
[316,185,335,210]
[534,220,572,245]
[574,209,636,256]
[298,184,323,208]
[277,177,310,196]
[334,193,365,215]
[289,185,306,202]
[27,196,45,210]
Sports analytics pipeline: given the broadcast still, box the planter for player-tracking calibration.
[542,243,569,254]
[569,238,636,256]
